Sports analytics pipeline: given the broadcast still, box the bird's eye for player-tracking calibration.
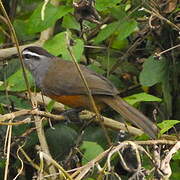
[23,54,40,60]
[23,54,32,59]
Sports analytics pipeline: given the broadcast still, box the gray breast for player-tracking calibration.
[31,58,52,91]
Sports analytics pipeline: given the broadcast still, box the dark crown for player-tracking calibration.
[22,46,54,58]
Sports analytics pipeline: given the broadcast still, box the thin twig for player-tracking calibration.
[65,32,112,145]
[155,44,180,57]
[3,121,12,180]
[134,140,178,145]
[0,0,59,176]
[13,143,25,180]
[160,141,180,178]
[19,147,46,172]
[71,140,178,179]
[142,7,180,31]
[0,0,33,105]
[40,152,73,180]
[0,109,144,136]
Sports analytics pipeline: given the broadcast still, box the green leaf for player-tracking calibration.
[0,59,20,81]
[27,3,72,34]
[108,74,125,89]
[43,32,67,56]
[72,39,84,61]
[170,161,180,180]
[0,69,34,92]
[93,21,120,44]
[80,141,104,165]
[0,95,31,109]
[83,125,115,148]
[124,92,162,105]
[14,19,35,40]
[116,19,137,41]
[109,5,127,20]
[111,38,128,50]
[24,131,39,150]
[140,56,171,116]
[93,19,137,44]
[46,124,78,161]
[173,150,180,160]
[46,100,55,112]
[88,64,106,75]
[158,120,180,135]
[43,32,84,61]
[139,56,168,86]
[96,0,122,11]
[13,124,31,136]
[62,14,80,30]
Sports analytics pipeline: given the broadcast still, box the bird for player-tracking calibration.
[22,46,158,139]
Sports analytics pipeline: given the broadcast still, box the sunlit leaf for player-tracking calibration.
[0,69,34,92]
[14,19,35,40]
[93,19,137,44]
[173,150,180,160]
[44,32,84,61]
[62,14,80,30]
[115,19,137,41]
[158,120,180,135]
[93,21,120,44]
[124,92,162,105]
[27,3,72,34]
[96,0,122,11]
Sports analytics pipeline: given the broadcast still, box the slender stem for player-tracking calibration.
[65,33,112,145]
[0,0,33,106]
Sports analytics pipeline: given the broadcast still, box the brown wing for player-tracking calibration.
[42,58,119,97]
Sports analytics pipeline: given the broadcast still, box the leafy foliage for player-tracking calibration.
[93,19,137,44]
[28,3,72,34]
[44,32,84,61]
[139,56,168,86]
[124,92,162,105]
[80,141,104,165]
[158,120,180,135]
[0,0,179,179]
[0,69,34,91]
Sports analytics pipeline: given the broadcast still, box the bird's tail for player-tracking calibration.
[100,96,158,139]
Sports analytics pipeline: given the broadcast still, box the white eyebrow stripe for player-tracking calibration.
[22,51,44,58]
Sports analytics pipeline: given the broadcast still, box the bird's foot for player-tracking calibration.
[61,107,84,123]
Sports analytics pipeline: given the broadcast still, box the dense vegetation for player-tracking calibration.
[0,0,179,179]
